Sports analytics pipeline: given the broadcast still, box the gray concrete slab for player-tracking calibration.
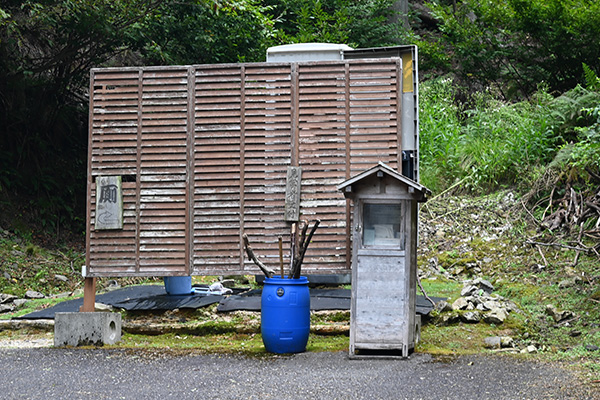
[54,312,121,347]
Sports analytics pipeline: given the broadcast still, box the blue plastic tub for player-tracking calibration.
[261,276,310,354]
[163,276,193,295]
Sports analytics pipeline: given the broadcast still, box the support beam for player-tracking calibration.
[80,277,96,312]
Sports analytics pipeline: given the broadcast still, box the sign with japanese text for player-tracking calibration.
[95,176,123,230]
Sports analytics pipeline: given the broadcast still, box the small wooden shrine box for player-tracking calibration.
[337,162,430,358]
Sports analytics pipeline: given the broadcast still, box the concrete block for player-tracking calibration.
[54,312,121,347]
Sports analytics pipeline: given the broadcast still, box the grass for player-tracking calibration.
[419,79,600,195]
[0,297,74,320]
[116,332,349,356]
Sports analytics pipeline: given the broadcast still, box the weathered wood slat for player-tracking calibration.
[88,58,404,277]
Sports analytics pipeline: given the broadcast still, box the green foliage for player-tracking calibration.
[418,77,463,193]
[128,0,276,64]
[267,0,405,48]
[0,0,276,236]
[569,105,600,171]
[570,66,600,171]
[582,63,600,91]
[0,0,163,234]
[426,0,600,99]
[419,79,600,194]
[0,230,84,298]
[458,91,558,190]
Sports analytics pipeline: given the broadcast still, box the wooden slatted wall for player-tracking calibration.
[87,59,402,277]
[88,70,139,275]
[138,68,189,275]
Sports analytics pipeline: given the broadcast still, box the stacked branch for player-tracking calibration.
[524,175,600,266]
[243,220,321,279]
[539,183,600,240]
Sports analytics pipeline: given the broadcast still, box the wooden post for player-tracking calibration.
[80,277,96,312]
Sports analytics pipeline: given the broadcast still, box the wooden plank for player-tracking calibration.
[88,59,406,277]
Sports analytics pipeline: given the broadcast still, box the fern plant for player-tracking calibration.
[571,105,600,171]
[583,62,600,91]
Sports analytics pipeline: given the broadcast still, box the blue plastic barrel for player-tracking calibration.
[261,276,310,354]
[163,276,193,295]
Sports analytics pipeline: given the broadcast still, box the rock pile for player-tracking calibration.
[432,278,520,326]
[0,290,46,314]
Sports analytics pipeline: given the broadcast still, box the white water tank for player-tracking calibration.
[266,43,353,62]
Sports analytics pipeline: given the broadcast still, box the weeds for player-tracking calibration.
[419,79,600,196]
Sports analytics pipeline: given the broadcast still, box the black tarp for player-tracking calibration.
[15,285,223,319]
[217,289,443,315]
[15,285,442,319]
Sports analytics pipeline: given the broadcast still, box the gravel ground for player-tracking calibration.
[0,348,598,400]
[0,337,53,349]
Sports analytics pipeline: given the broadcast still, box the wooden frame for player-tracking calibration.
[86,59,407,277]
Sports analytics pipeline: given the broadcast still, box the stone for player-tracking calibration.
[585,345,599,352]
[0,304,15,313]
[460,311,482,323]
[558,279,576,289]
[484,336,501,349]
[54,274,69,282]
[504,300,521,314]
[437,313,461,325]
[25,290,45,299]
[465,262,478,271]
[545,304,575,322]
[525,345,538,353]
[472,278,494,294]
[484,308,508,324]
[94,302,114,312]
[3,272,11,281]
[452,297,469,311]
[484,336,514,349]
[0,293,17,304]
[434,300,452,313]
[51,292,71,299]
[13,299,28,307]
[220,279,236,288]
[466,296,482,306]
[460,285,479,297]
[482,300,499,311]
[500,336,514,348]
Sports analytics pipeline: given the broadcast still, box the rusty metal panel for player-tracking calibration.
[87,59,402,277]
